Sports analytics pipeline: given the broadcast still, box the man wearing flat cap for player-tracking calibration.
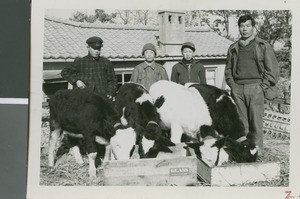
[61,36,117,99]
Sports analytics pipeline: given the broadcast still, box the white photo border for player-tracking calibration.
[28,0,300,198]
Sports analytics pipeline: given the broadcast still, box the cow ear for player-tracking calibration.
[185,142,203,149]
[157,136,175,146]
[154,96,165,108]
[185,142,203,157]
[158,145,173,153]
[145,148,159,158]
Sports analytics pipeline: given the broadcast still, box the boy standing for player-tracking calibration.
[171,42,206,85]
[130,43,169,90]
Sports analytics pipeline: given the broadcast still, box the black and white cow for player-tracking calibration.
[189,83,258,162]
[115,83,175,158]
[149,80,258,164]
[48,89,136,178]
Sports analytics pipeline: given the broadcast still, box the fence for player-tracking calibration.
[263,98,290,140]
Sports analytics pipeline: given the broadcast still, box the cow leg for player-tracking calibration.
[95,144,105,167]
[71,146,84,165]
[170,124,183,144]
[85,133,98,178]
[104,144,112,161]
[48,127,62,168]
[55,135,71,159]
[87,152,97,178]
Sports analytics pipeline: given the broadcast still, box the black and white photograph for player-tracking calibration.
[28,0,300,198]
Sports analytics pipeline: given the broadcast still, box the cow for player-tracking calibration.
[189,83,258,163]
[149,80,258,164]
[48,89,136,178]
[114,83,175,158]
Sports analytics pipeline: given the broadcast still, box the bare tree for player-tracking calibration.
[116,10,133,24]
[185,10,207,27]
[70,9,117,23]
[132,10,158,26]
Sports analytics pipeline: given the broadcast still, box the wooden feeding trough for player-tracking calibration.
[197,158,281,186]
[102,143,281,186]
[102,143,198,186]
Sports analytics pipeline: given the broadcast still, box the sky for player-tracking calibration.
[45,9,95,20]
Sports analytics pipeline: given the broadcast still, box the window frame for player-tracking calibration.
[115,67,134,87]
[205,66,218,86]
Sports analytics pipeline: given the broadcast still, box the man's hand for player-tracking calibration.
[76,80,86,89]
[107,94,113,101]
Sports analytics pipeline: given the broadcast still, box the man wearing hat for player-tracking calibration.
[171,42,206,85]
[61,36,117,99]
[130,43,169,90]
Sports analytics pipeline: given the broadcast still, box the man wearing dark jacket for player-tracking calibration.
[171,42,206,85]
[225,15,279,155]
[61,36,117,100]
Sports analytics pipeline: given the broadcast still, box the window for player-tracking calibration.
[206,67,217,86]
[115,68,133,89]
[168,15,172,23]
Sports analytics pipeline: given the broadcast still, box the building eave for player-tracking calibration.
[43,55,226,63]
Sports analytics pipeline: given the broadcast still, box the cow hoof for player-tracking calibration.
[48,166,56,173]
[130,153,140,159]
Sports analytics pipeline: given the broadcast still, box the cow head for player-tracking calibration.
[96,126,137,160]
[144,121,163,139]
[142,136,175,158]
[184,136,229,167]
[222,136,258,163]
[110,127,137,160]
[139,121,175,158]
[137,98,171,158]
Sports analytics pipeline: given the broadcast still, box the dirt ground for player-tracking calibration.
[39,133,290,186]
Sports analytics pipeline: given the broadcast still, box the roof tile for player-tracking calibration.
[44,17,232,60]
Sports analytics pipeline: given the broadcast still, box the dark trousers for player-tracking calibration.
[231,83,264,152]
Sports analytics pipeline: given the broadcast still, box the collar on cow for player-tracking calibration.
[113,122,122,128]
[147,121,159,126]
[236,136,247,143]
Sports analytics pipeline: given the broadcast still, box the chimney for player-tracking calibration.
[158,10,185,56]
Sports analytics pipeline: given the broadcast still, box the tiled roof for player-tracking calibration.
[44,17,233,61]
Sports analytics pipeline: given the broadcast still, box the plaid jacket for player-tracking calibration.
[61,55,117,96]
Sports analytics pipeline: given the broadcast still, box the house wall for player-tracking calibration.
[43,60,165,71]
[43,58,227,100]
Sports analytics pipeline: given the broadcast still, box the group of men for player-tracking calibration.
[60,15,279,156]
